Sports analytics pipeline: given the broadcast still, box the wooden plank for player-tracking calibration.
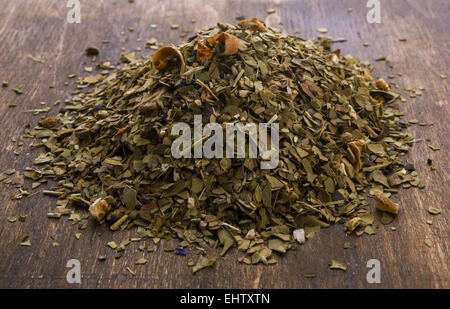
[0,0,448,288]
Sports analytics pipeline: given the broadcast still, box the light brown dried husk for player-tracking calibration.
[152,46,186,74]
[238,18,268,32]
[374,191,399,214]
[197,42,213,64]
[215,32,239,56]
[89,198,111,222]
[375,78,390,91]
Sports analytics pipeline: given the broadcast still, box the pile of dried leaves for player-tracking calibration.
[22,19,421,268]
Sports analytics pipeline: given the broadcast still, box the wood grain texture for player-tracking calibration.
[0,0,448,289]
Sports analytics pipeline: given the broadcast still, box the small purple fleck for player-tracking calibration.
[175,247,186,256]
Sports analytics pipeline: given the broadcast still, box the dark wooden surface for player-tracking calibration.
[0,0,448,289]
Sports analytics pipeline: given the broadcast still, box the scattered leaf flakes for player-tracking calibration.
[329,259,347,271]
[107,241,118,249]
[12,88,23,94]
[135,258,148,265]
[192,256,216,273]
[427,207,441,215]
[428,145,440,151]
[20,240,31,247]
[126,266,136,276]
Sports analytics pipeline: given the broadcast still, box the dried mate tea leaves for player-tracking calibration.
[107,241,118,249]
[126,266,136,276]
[98,255,107,261]
[345,217,363,233]
[428,145,440,151]
[427,207,441,215]
[329,259,347,271]
[18,19,420,270]
[27,54,45,64]
[20,240,31,247]
[12,88,23,95]
[135,258,148,265]
[380,212,395,225]
[217,228,235,256]
[8,216,18,223]
[192,256,216,273]
[268,239,287,253]
[39,117,59,130]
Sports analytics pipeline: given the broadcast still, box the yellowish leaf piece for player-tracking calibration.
[329,259,347,271]
[39,117,58,130]
[374,190,399,214]
[345,217,363,233]
[192,256,216,273]
[375,78,390,91]
[347,141,367,172]
[238,18,268,32]
[363,70,373,81]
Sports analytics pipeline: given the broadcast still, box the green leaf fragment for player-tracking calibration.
[329,259,347,271]
[192,256,216,273]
